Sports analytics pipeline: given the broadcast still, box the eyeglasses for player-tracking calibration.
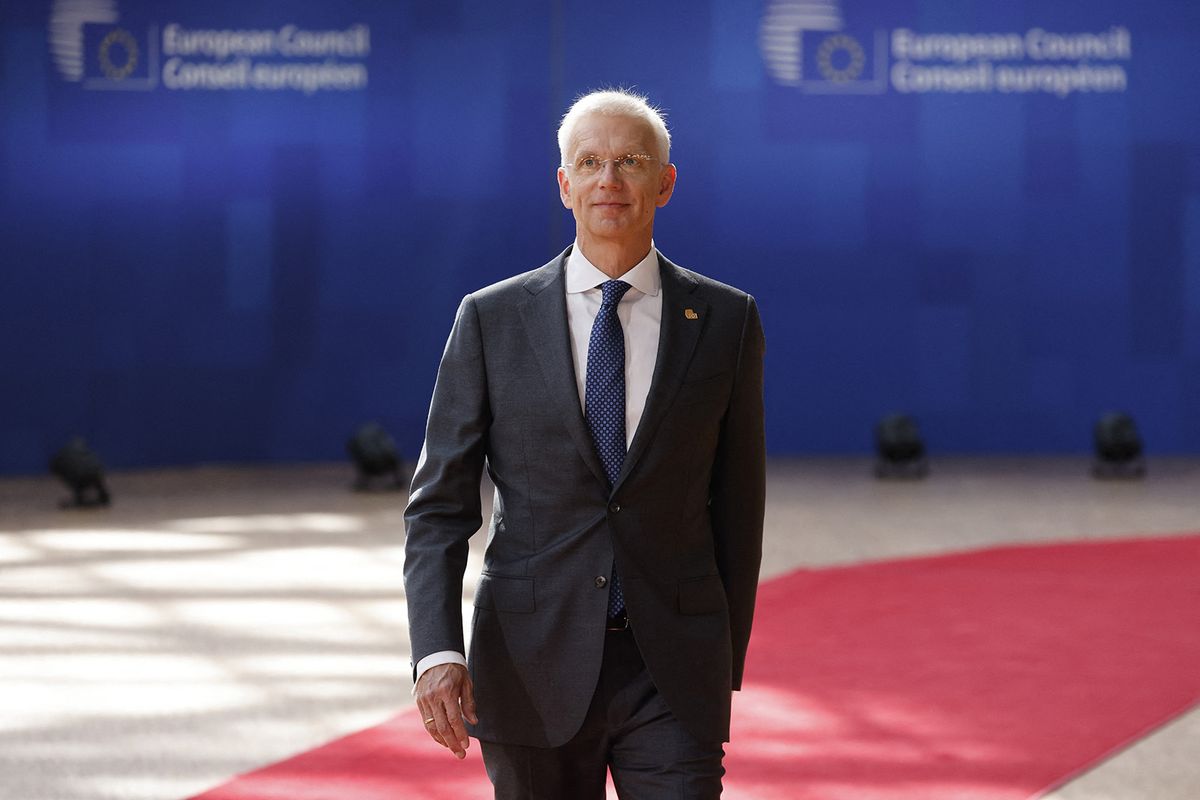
[564,153,662,177]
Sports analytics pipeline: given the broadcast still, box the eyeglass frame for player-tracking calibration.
[561,153,672,176]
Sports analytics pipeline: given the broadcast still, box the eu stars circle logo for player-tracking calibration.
[816,33,866,83]
[98,28,138,81]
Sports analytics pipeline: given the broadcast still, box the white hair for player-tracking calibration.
[557,89,671,166]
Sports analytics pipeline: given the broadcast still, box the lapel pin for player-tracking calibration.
[684,308,699,320]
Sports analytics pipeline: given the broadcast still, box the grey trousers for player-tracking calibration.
[479,627,726,799]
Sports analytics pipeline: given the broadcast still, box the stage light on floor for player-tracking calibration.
[49,437,112,508]
[346,422,405,491]
[874,413,929,479]
[1092,411,1145,479]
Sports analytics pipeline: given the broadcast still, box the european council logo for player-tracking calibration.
[81,21,157,90]
[798,29,887,93]
[759,0,888,93]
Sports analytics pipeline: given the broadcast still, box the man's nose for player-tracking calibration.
[597,160,624,185]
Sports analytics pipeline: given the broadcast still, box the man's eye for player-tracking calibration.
[580,157,599,169]
[620,157,641,169]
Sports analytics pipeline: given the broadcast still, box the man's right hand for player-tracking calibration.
[414,663,478,759]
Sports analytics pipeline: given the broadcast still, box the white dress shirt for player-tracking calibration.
[414,243,664,685]
[565,243,663,449]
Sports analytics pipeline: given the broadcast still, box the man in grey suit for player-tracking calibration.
[404,89,765,798]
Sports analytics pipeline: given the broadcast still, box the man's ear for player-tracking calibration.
[557,167,573,209]
[656,163,677,208]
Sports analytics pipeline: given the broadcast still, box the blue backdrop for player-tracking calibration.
[2,0,1198,474]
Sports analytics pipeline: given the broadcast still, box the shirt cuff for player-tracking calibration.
[412,650,467,692]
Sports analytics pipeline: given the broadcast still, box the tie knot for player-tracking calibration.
[600,280,632,306]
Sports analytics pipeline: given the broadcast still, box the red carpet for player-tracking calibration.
[188,534,1200,800]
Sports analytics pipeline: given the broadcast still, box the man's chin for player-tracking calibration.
[589,211,630,226]
[584,215,639,234]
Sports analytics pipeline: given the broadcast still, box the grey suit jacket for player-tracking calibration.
[403,247,765,747]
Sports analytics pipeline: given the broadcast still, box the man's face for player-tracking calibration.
[557,113,676,246]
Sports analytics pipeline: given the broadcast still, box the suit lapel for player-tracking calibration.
[520,248,610,489]
[614,255,707,493]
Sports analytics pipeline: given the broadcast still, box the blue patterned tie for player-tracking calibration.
[585,279,632,618]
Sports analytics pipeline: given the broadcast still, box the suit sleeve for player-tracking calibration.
[403,294,490,680]
[709,294,766,691]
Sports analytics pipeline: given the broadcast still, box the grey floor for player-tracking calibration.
[1,457,1197,800]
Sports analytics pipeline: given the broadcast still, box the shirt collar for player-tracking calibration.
[565,241,661,297]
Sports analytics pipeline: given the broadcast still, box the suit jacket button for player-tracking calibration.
[609,502,621,513]
[594,576,608,588]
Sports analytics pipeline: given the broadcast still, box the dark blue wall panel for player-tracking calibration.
[2,0,1199,473]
